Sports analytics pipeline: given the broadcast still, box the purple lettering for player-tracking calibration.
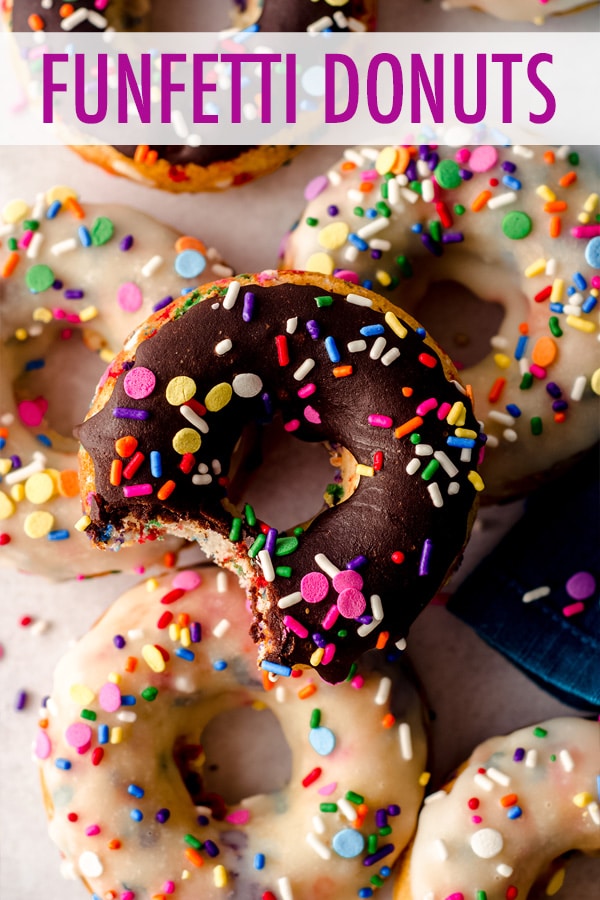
[75,53,107,125]
[366,53,403,125]
[192,54,218,124]
[325,54,358,124]
[117,54,151,124]
[42,53,69,124]
[161,53,187,124]
[221,53,281,124]
[285,52,297,125]
[454,53,486,124]
[528,53,555,125]
[411,54,444,123]
[492,53,522,123]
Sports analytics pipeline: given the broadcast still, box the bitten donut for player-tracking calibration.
[440,0,598,25]
[282,145,600,500]
[35,565,428,900]
[77,271,484,682]
[394,717,600,900]
[0,185,232,578]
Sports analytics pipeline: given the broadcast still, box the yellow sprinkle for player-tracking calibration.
[70,684,95,705]
[524,258,547,278]
[46,185,78,205]
[573,791,593,808]
[591,288,599,298]
[546,868,566,896]
[583,192,599,213]
[2,198,30,224]
[591,368,600,395]
[110,726,123,744]
[15,328,28,342]
[455,428,478,439]
[79,305,99,322]
[310,647,324,667]
[447,401,466,427]
[180,626,191,648]
[384,310,407,339]
[145,577,160,592]
[306,252,334,276]
[251,700,267,711]
[535,185,555,203]
[549,279,564,304]
[0,491,15,520]
[181,870,191,881]
[0,460,12,476]
[375,146,399,176]
[74,514,91,532]
[493,353,512,370]
[166,375,197,406]
[418,771,431,787]
[468,471,485,492]
[33,307,53,323]
[168,623,180,642]
[376,270,392,287]
[142,644,166,673]
[577,212,590,224]
[356,464,374,477]
[566,315,595,334]
[11,484,25,502]
[23,510,54,538]
[172,428,201,455]
[24,471,55,505]
[205,383,233,413]
[213,865,228,888]
[318,221,349,250]
[108,672,121,684]
[100,348,115,364]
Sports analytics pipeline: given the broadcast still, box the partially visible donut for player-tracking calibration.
[35,565,428,900]
[0,185,232,578]
[282,145,600,500]
[77,270,484,682]
[440,0,598,24]
[393,717,600,900]
[232,0,377,32]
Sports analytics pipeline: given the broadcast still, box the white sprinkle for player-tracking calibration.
[348,340,367,353]
[197,463,209,475]
[293,358,316,381]
[374,676,391,706]
[424,790,447,805]
[315,553,340,578]
[406,458,421,475]
[192,474,212,486]
[213,619,231,639]
[488,191,517,210]
[421,178,435,203]
[570,374,587,401]
[327,169,342,187]
[588,801,600,825]
[519,357,529,376]
[487,767,511,787]
[223,280,240,309]
[395,637,407,651]
[546,258,557,276]
[305,832,331,859]
[258,549,275,583]
[347,189,364,204]
[497,864,513,877]
[78,851,103,878]
[343,148,365,165]
[556,145,571,159]
[434,451,458,477]
[433,838,448,861]
[522,586,551,603]
[61,7,88,29]
[559,749,575,772]
[337,797,358,822]
[488,410,516,426]
[215,338,232,356]
[401,187,419,205]
[31,619,49,636]
[0,222,15,237]
[278,875,294,900]
[399,722,413,760]
[428,483,444,508]
[416,159,430,177]
[117,711,137,723]
[381,347,400,366]
[26,231,44,259]
[180,405,209,433]
[387,179,403,208]
[5,454,46,485]
[333,11,349,28]
[564,304,582,317]
[415,443,433,456]
[346,292,373,307]
[369,336,386,359]
[344,244,359,262]
[286,316,298,334]
[32,192,45,219]
[127,628,144,640]
[490,335,510,350]
[513,145,534,159]
[567,292,584,307]
[503,428,518,443]
[50,237,77,256]
[87,10,108,28]
[307,15,334,31]
[216,571,228,593]
[278,592,303,609]
[275,685,286,703]
[312,814,326,835]
[395,173,409,187]
[525,749,538,768]
[211,459,222,475]
[212,263,234,278]
[347,16,366,31]
[357,217,390,240]
[474,773,494,792]
[357,618,380,637]
[370,239,391,251]
[370,594,383,621]
[447,481,460,495]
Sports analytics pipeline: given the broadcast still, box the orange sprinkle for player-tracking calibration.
[465,383,474,405]
[554,411,566,423]
[394,416,423,439]
[340,160,357,172]
[375,630,389,650]
[105,892,118,900]
[57,469,79,497]
[392,146,411,174]
[107,839,121,850]
[401,387,413,397]
[115,435,138,458]
[38,718,49,729]
[110,459,123,486]
[262,670,276,692]
[2,251,20,278]
[0,428,8,439]
[157,480,176,500]
[177,612,190,627]
[125,656,138,673]
[163,551,177,568]
[175,236,207,255]
[145,150,159,165]
[152,895,167,900]
[543,150,555,164]
[471,190,492,212]
[333,365,353,377]
[65,196,85,219]
[518,322,529,335]
[500,793,519,808]
[133,144,149,164]
[559,171,577,188]
[298,683,317,700]
[381,713,395,729]
[488,377,506,404]
[59,4,74,17]
[550,216,561,238]
[544,200,567,213]
[185,847,204,868]
[532,336,557,368]
[27,13,44,30]
[359,181,374,193]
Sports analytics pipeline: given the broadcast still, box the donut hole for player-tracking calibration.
[197,706,292,806]
[12,328,106,450]
[412,279,505,369]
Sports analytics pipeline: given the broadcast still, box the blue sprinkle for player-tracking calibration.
[36,434,52,447]
[64,289,84,299]
[121,695,136,706]
[47,529,69,541]
[150,450,162,478]
[213,659,228,671]
[78,226,91,247]
[332,827,365,858]
[98,724,109,745]
[347,233,368,251]
[175,249,206,279]
[120,234,133,251]
[501,160,517,173]
[128,784,144,799]
[572,272,587,291]
[175,647,195,662]
[0,438,5,450]
[505,404,521,418]
[204,839,219,858]
[46,200,61,219]
[254,853,265,870]
[309,726,336,756]
[567,285,576,296]
[421,233,442,257]
[380,867,392,877]
[447,436,476,448]
[549,303,564,314]
[416,327,427,338]
[261,391,273,418]
[360,324,385,337]
[130,809,143,822]
[261,660,291,677]
[365,208,377,219]
[582,295,597,314]
[25,358,45,371]
[113,634,126,649]
[502,175,522,190]
[411,223,423,234]
[507,805,522,819]
[362,280,373,290]
[346,554,368,569]
[55,758,71,770]
[514,334,528,360]
[325,335,341,363]
[358,889,373,898]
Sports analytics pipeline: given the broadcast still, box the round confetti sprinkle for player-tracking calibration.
[502,211,532,240]
[565,571,596,601]
[375,146,398,176]
[337,588,367,618]
[300,571,329,603]
[116,282,143,313]
[232,373,263,398]
[78,850,104,878]
[172,428,201,455]
[305,175,329,201]
[584,236,600,269]
[175,249,206,278]
[205,383,233,412]
[306,252,334,276]
[91,216,114,246]
[46,185,78,205]
[332,828,365,858]
[34,728,51,759]
[332,570,363,592]
[24,472,54,504]
[318,222,349,251]
[124,366,156,400]
[24,510,54,538]
[2,198,29,223]
[65,722,92,750]
[470,827,504,858]
[591,368,600,395]
[0,492,16,519]
[172,570,202,591]
[99,682,121,712]
[26,264,55,293]
[309,726,336,756]
[166,376,197,405]
[434,159,462,190]
[469,145,498,173]
[18,398,47,427]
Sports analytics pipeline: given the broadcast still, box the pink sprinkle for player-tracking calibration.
[18,397,48,427]
[333,570,363,592]
[117,281,143,313]
[565,571,596,600]
[318,782,338,796]
[65,722,92,751]
[337,588,366,618]
[368,414,393,428]
[99,682,121,712]
[351,674,365,690]
[283,615,309,639]
[301,571,329,603]
[95,0,109,9]
[455,147,470,164]
[437,401,452,420]
[172,570,202,591]
[124,366,156,400]
[563,601,585,617]
[416,397,438,416]
[471,816,482,825]
[321,605,339,630]
[304,174,329,201]
[445,894,465,900]
[529,363,547,379]
[123,484,153,497]
[225,809,250,825]
[162,881,176,894]
[18,230,34,249]
[85,824,101,836]
[304,405,321,424]
[571,225,600,238]
[591,276,600,289]
[121,892,135,900]
[284,419,300,432]
[34,729,51,760]
[334,270,359,284]
[321,643,336,665]
[361,168,378,181]
[298,383,316,398]
[469,145,498,173]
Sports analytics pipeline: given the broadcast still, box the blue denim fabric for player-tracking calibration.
[448,452,600,712]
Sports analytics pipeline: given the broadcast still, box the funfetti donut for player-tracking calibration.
[0,185,233,579]
[35,565,428,900]
[393,717,600,900]
[77,270,485,683]
[282,145,600,501]
[440,0,598,25]
[231,0,377,32]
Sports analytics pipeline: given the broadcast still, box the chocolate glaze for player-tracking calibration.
[79,275,483,682]
[253,0,373,32]
[11,0,147,32]
[112,144,255,167]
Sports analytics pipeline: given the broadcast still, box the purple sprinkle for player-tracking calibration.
[304,174,329,201]
[428,152,439,170]
[552,399,568,412]
[546,382,562,398]
[375,808,388,828]
[155,808,170,823]
[242,291,255,322]
[113,408,150,420]
[306,319,320,340]
[363,843,394,867]
[120,234,134,251]
[312,633,326,649]
[418,145,430,160]
[52,279,63,290]
[261,392,273,418]
[10,455,22,469]
[387,804,401,816]
[346,555,368,570]
[370,249,382,260]
[405,160,417,181]
[204,839,220,858]
[459,168,473,181]
[501,161,517,173]
[153,295,173,312]
[113,634,126,649]
[419,539,432,577]
[421,234,443,257]
[197,814,209,826]
[15,690,27,711]
[190,622,201,643]
[513,747,525,762]
[64,289,84,300]
[265,528,278,555]
[356,615,372,625]
[441,232,464,244]
[327,204,339,217]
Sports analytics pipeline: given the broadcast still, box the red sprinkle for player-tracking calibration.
[67,812,79,822]
[468,797,480,810]
[373,450,384,471]
[391,551,405,564]
[20,616,33,627]
[534,285,553,303]
[302,767,322,787]
[275,335,290,366]
[488,377,506,403]
[161,588,185,605]
[157,611,173,629]
[506,887,519,900]
[0,533,11,545]
[91,747,104,766]
[179,453,196,474]
[418,352,437,369]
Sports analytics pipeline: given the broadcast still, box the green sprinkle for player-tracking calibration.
[337,629,348,638]
[409,180,422,195]
[454,204,466,216]
[533,725,548,738]
[320,802,338,813]
[326,483,344,502]
[293,526,304,537]
[80,709,97,721]
[353,206,365,217]
[519,372,534,390]
[23,219,39,231]
[305,216,319,227]
[476,892,488,900]
[345,791,364,805]
[383,172,395,182]
[275,536,299,556]
[141,686,158,701]
[380,182,388,200]
[315,295,333,308]
[310,708,321,729]
[550,753,557,762]
[248,533,266,558]
[229,517,242,542]
[345,662,357,682]
[184,834,203,850]
[395,255,413,278]
[549,316,562,337]
[434,159,462,190]
[421,459,440,481]
[26,263,55,293]
[502,211,532,241]
[367,834,378,854]
[531,416,543,436]
[370,875,385,888]
[410,433,421,445]
[378,825,392,836]
[568,151,579,166]
[429,221,442,243]
[244,504,256,526]
[275,566,292,578]
[8,237,17,251]
[375,201,391,218]
[90,216,114,246]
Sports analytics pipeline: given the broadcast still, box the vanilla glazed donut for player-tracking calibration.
[0,185,233,578]
[393,717,600,900]
[77,270,484,682]
[35,565,428,900]
[282,145,600,500]
[440,0,598,25]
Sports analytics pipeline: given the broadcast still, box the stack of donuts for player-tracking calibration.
[1,2,599,899]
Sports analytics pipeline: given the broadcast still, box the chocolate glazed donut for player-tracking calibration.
[78,272,485,683]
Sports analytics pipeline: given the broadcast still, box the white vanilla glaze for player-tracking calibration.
[36,565,427,900]
[0,189,233,577]
[440,0,597,24]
